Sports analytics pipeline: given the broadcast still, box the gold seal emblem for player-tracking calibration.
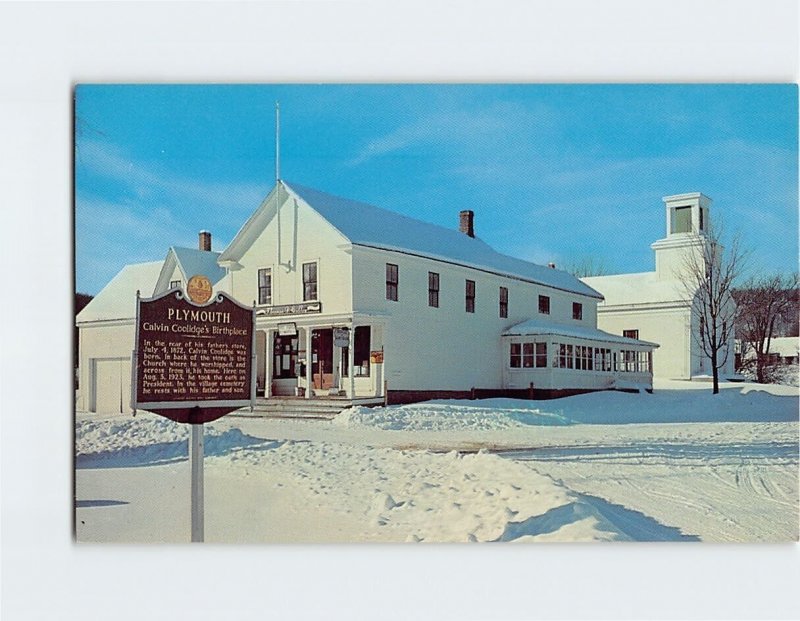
[186,274,213,304]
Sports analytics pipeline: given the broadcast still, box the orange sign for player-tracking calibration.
[370,350,384,364]
[186,274,213,304]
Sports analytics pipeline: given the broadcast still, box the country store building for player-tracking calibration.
[77,180,659,413]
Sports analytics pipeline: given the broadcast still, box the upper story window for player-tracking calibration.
[538,295,550,315]
[258,268,272,305]
[499,287,508,318]
[428,272,439,308]
[169,280,181,290]
[302,262,318,301]
[623,329,639,340]
[386,263,398,301]
[465,279,476,313]
[572,302,583,321]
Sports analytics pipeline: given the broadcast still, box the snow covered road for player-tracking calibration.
[75,380,798,543]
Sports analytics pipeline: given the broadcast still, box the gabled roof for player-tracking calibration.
[76,261,163,323]
[286,182,602,299]
[221,180,602,299]
[582,272,690,307]
[153,246,226,294]
[503,319,659,348]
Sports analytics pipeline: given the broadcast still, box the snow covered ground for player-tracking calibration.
[75,379,798,543]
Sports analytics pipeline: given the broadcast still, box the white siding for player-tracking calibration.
[230,195,353,315]
[352,245,600,392]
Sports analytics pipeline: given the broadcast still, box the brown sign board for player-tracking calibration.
[132,289,255,424]
[370,350,384,364]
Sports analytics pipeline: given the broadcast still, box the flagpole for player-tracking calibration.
[275,101,280,182]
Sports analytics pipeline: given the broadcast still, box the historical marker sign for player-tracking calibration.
[132,287,255,424]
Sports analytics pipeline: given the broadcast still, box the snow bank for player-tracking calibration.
[333,401,576,431]
[332,384,798,430]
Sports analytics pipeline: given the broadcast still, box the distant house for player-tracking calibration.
[77,180,658,413]
[583,193,736,380]
[736,336,800,367]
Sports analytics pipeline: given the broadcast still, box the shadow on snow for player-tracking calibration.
[76,430,284,469]
[495,493,701,542]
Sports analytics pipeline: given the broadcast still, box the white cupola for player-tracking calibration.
[651,192,712,280]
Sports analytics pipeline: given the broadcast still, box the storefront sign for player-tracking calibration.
[257,301,322,317]
[277,322,297,336]
[133,289,255,423]
[370,350,384,364]
[333,327,350,347]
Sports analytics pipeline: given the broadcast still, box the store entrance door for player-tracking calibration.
[311,328,334,390]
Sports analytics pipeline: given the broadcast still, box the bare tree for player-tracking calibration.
[566,256,612,278]
[735,273,799,383]
[676,221,748,394]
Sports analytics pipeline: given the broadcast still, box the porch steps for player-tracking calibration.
[229,397,383,420]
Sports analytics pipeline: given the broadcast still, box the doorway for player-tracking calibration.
[311,328,334,390]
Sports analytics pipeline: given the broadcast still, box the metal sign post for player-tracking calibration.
[132,285,256,543]
[190,423,204,542]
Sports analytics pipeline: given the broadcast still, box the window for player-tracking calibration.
[465,279,475,313]
[557,343,574,369]
[623,329,639,340]
[258,268,272,305]
[538,295,550,314]
[522,343,534,368]
[510,343,521,368]
[354,326,371,377]
[621,350,637,372]
[535,342,548,368]
[499,287,508,318]
[576,345,593,370]
[572,302,582,321]
[169,280,181,290]
[302,262,317,301]
[386,263,398,301]
[428,272,439,308]
[594,347,611,371]
[672,205,692,233]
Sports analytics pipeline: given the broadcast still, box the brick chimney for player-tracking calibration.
[199,230,212,252]
[459,210,475,238]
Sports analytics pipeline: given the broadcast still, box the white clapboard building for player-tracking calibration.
[583,193,736,380]
[77,180,658,413]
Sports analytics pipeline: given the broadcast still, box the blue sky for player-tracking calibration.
[75,84,798,295]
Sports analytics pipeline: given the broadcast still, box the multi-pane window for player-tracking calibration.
[594,347,611,371]
[510,342,548,369]
[386,263,398,301]
[169,280,181,290]
[499,287,508,318]
[302,262,318,301]
[522,343,534,368]
[576,345,593,370]
[428,272,439,308]
[465,279,476,313]
[623,329,639,340]
[538,295,550,314]
[572,302,583,321]
[556,343,574,369]
[535,342,547,368]
[258,268,272,305]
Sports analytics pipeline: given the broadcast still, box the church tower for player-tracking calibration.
[650,192,711,281]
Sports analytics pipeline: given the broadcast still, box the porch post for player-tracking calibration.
[305,327,313,399]
[348,325,356,399]
[264,329,273,398]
